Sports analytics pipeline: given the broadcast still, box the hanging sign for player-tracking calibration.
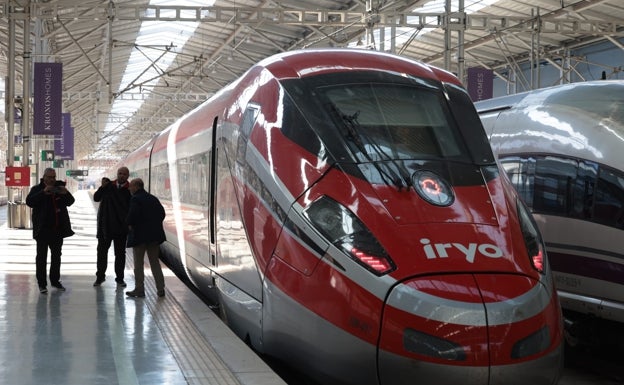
[54,113,74,160]
[467,67,494,102]
[41,150,55,161]
[33,62,63,135]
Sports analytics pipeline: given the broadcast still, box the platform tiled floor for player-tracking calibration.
[0,189,285,385]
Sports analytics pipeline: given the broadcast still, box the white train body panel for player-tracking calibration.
[477,80,624,324]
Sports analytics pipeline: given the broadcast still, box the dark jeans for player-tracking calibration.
[96,234,127,280]
[35,233,64,287]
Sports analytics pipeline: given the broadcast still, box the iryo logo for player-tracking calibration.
[420,238,503,263]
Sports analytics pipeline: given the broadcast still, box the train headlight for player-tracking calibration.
[403,328,466,361]
[412,170,454,207]
[304,196,396,276]
[517,199,547,273]
[511,326,550,359]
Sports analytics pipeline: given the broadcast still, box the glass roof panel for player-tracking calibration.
[96,0,213,157]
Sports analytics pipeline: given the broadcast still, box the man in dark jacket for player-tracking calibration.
[125,178,166,298]
[93,166,131,287]
[26,167,75,293]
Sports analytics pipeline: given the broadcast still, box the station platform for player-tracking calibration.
[2,189,622,385]
[0,189,287,385]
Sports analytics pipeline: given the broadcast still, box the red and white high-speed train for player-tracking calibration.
[476,80,624,343]
[121,49,563,385]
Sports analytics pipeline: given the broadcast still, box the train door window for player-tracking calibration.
[533,156,577,215]
[237,105,259,160]
[593,167,624,229]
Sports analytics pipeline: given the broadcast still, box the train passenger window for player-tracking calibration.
[178,158,190,203]
[532,157,577,215]
[237,105,259,160]
[241,105,259,137]
[594,168,624,228]
[498,154,624,229]
[500,157,535,207]
[570,161,597,220]
[187,153,208,206]
[151,163,170,200]
[280,94,324,158]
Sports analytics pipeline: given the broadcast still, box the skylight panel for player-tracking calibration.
[354,0,501,50]
[100,0,214,152]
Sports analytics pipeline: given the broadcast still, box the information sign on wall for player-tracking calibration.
[5,166,31,187]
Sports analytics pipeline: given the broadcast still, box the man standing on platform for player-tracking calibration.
[125,178,166,298]
[26,167,75,293]
[93,166,131,287]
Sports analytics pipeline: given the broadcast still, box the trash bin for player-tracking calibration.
[7,202,18,228]
[8,201,32,229]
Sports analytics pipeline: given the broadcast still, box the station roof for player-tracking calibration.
[0,0,623,170]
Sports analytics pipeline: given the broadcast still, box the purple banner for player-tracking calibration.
[33,62,63,135]
[54,113,74,160]
[467,67,493,102]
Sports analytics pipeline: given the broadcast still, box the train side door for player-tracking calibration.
[211,105,264,301]
[209,116,218,267]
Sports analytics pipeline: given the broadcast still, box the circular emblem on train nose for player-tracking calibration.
[412,170,454,207]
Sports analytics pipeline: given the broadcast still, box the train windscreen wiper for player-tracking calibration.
[328,102,412,191]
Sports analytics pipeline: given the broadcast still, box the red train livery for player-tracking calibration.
[121,49,563,385]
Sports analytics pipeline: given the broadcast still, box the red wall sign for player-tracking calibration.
[5,166,31,187]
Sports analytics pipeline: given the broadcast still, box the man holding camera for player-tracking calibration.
[26,167,75,293]
[92,166,131,287]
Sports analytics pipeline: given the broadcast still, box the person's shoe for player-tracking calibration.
[39,286,48,294]
[51,282,66,291]
[126,290,145,298]
[157,289,165,297]
[115,279,127,287]
[93,278,105,286]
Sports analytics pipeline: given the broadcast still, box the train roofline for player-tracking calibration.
[254,48,462,85]
[475,79,624,113]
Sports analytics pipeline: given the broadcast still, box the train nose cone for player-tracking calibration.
[377,274,563,385]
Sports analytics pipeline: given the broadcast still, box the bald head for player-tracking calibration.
[129,178,144,195]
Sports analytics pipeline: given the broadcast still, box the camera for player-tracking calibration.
[51,181,66,194]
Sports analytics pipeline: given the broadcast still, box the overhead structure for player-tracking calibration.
[0,0,623,170]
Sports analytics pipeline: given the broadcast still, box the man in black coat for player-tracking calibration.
[26,167,75,293]
[125,178,166,298]
[93,166,131,287]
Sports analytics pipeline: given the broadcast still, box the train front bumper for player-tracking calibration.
[377,273,563,385]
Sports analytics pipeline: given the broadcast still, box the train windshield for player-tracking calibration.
[280,72,494,187]
[319,83,467,163]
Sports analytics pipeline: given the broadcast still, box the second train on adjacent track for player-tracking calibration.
[121,49,563,385]
[476,80,624,343]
